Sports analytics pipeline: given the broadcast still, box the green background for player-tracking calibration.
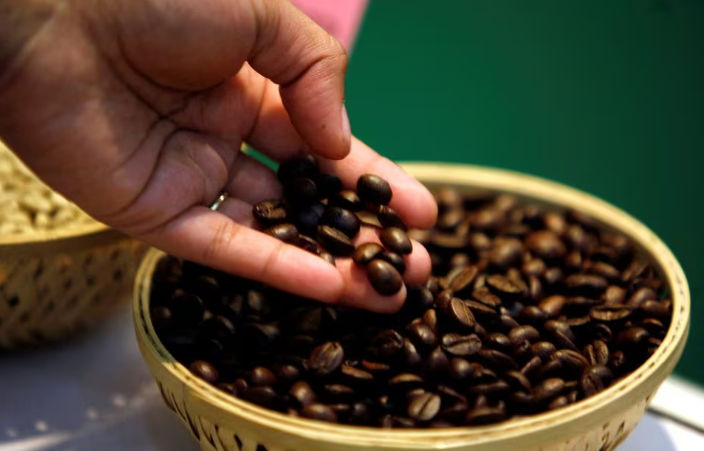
[346,0,703,383]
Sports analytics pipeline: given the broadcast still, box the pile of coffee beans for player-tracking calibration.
[0,142,93,235]
[150,180,670,428]
[252,156,412,296]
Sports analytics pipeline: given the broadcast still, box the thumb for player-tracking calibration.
[248,0,351,160]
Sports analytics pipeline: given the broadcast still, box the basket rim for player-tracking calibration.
[133,162,690,448]
[0,222,131,256]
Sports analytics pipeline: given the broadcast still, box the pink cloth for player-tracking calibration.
[290,0,368,50]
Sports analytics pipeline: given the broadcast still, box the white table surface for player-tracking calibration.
[1,305,702,451]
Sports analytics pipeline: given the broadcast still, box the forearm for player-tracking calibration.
[0,0,56,90]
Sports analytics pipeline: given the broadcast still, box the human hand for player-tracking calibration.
[0,0,437,311]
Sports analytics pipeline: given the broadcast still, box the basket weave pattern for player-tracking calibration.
[0,237,145,348]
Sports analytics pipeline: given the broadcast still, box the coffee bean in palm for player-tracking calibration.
[319,251,336,266]
[317,225,354,256]
[315,173,343,198]
[285,177,318,206]
[253,199,287,225]
[307,341,344,376]
[329,189,363,211]
[290,202,324,236]
[294,233,320,254]
[377,205,407,230]
[408,392,441,422]
[380,227,412,255]
[277,155,318,182]
[379,251,406,274]
[367,259,403,296]
[353,242,384,265]
[189,360,219,384]
[320,207,360,238]
[264,223,298,243]
[357,174,392,205]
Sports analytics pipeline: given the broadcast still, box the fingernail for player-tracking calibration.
[341,104,351,142]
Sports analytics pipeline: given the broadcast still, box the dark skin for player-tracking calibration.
[0,0,437,312]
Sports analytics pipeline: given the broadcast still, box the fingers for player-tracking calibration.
[226,152,282,204]
[143,206,346,302]
[319,137,439,229]
[248,0,350,160]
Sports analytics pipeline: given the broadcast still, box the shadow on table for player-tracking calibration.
[618,413,677,451]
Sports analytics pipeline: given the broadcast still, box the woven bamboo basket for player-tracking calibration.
[0,141,146,348]
[133,163,689,451]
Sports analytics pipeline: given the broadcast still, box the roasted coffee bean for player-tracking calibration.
[449,358,474,379]
[285,177,318,206]
[380,227,412,255]
[405,286,435,312]
[353,243,384,265]
[408,392,441,422]
[361,360,392,373]
[640,300,670,320]
[544,320,577,351]
[580,365,613,396]
[316,225,355,255]
[388,373,424,392]
[250,366,277,386]
[315,173,343,198]
[276,364,300,381]
[471,288,502,309]
[379,251,407,274]
[426,347,450,373]
[295,233,319,253]
[253,200,287,224]
[301,403,338,422]
[329,190,363,211]
[323,384,355,401]
[489,238,524,269]
[402,338,423,366]
[408,322,438,349]
[447,266,478,295]
[441,333,481,356]
[277,155,318,182]
[307,342,344,376]
[509,325,540,347]
[504,370,531,391]
[264,223,298,243]
[151,306,173,330]
[526,230,566,259]
[521,356,543,377]
[539,295,566,318]
[590,305,632,322]
[319,251,336,266]
[189,360,219,384]
[564,274,608,296]
[378,205,407,230]
[450,253,471,268]
[170,291,205,324]
[289,381,316,407]
[241,386,279,408]
[290,202,325,236]
[442,298,476,330]
[485,333,512,353]
[522,258,547,277]
[486,274,527,299]
[531,341,557,361]
[603,285,627,305]
[465,402,507,425]
[532,378,565,403]
[367,259,403,295]
[627,287,657,308]
[551,349,589,372]
[374,330,404,357]
[340,365,374,383]
[357,174,392,205]
[479,349,518,371]
[320,207,361,238]
[616,327,650,347]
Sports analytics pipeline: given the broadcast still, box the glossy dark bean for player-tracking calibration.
[377,205,407,230]
[441,333,481,356]
[277,155,318,182]
[264,223,298,243]
[489,238,524,268]
[408,392,441,422]
[447,265,478,295]
[241,386,279,408]
[353,243,384,265]
[379,251,406,274]
[317,225,354,256]
[295,233,319,253]
[289,381,316,407]
[320,207,361,238]
[318,251,336,266]
[532,378,566,403]
[250,366,277,386]
[531,341,557,361]
[465,403,507,425]
[581,365,613,396]
[479,349,518,370]
[564,274,608,296]
[367,259,403,295]
[301,403,338,422]
[486,274,527,299]
[189,360,219,384]
[407,322,437,349]
[443,298,476,330]
[253,199,287,224]
[590,305,632,322]
[314,173,342,198]
[329,190,363,211]
[307,342,344,376]
[340,364,374,383]
[357,174,392,205]
[426,347,450,373]
[449,358,474,379]
[380,227,412,255]
[290,202,324,236]
[373,330,404,357]
[525,230,566,259]
[539,295,566,318]
[285,177,318,206]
